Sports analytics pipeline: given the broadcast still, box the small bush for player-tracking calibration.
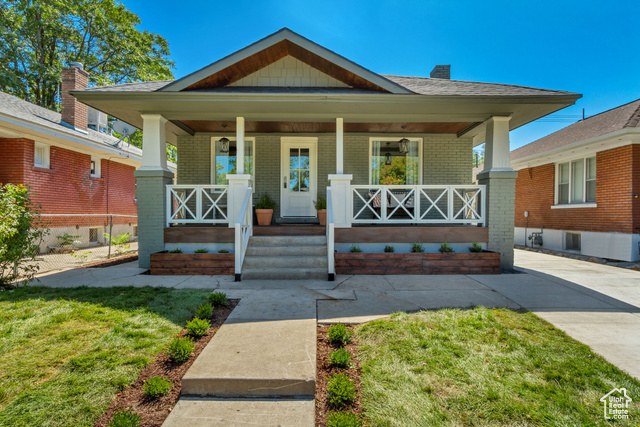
[194,248,208,253]
[143,376,172,398]
[195,303,214,319]
[469,242,483,253]
[208,291,229,307]
[410,242,425,253]
[330,348,351,368]
[314,193,327,210]
[218,249,229,253]
[255,192,276,210]
[168,337,194,363]
[439,242,454,253]
[186,318,211,338]
[168,248,182,253]
[383,245,395,253]
[109,408,141,427]
[349,245,362,253]
[328,324,353,345]
[327,411,362,427]
[327,373,357,408]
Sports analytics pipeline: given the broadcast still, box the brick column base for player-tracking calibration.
[478,170,517,271]
[134,169,174,268]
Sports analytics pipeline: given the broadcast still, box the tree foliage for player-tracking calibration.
[0,0,175,110]
[0,184,47,288]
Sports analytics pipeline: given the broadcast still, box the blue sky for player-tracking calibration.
[125,0,639,149]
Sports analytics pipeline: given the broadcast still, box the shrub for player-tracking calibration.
[469,242,483,253]
[439,242,454,253]
[194,248,208,253]
[195,303,213,319]
[218,249,229,253]
[0,184,48,288]
[186,318,211,338]
[168,248,182,253]
[410,242,425,253]
[327,411,362,427]
[208,291,229,307]
[255,192,276,210]
[57,233,80,246]
[349,245,362,253]
[104,232,131,254]
[327,373,357,408]
[383,245,395,253]
[168,337,194,363]
[328,324,353,345]
[109,408,141,427]
[70,250,92,263]
[143,376,172,398]
[330,348,351,368]
[314,193,327,210]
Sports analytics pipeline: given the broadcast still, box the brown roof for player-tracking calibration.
[511,98,640,161]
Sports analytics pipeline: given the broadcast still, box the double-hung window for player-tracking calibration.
[369,138,422,185]
[34,142,50,168]
[210,137,255,185]
[556,156,596,205]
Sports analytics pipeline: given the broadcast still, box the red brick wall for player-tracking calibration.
[0,138,137,227]
[515,145,635,234]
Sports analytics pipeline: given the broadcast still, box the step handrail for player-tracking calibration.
[235,187,253,280]
[326,187,335,279]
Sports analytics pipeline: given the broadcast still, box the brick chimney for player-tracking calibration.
[61,62,89,131]
[430,65,451,79]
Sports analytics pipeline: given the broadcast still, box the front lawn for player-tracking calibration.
[0,286,210,426]
[356,308,639,426]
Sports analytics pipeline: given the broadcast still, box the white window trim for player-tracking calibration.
[368,137,423,185]
[34,142,50,168]
[210,136,256,186]
[90,156,101,178]
[554,155,596,206]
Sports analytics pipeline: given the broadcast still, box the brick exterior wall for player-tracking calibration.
[514,145,637,234]
[0,138,137,227]
[61,66,89,131]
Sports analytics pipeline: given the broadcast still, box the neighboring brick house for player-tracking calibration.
[510,98,640,261]
[0,64,174,252]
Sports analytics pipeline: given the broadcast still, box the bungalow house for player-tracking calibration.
[71,28,580,279]
[511,98,640,261]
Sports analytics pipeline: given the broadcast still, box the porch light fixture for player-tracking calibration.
[218,124,230,153]
[385,152,392,165]
[398,125,409,154]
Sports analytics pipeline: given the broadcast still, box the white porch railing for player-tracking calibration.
[166,185,228,226]
[326,187,335,278]
[351,185,486,225]
[235,188,253,278]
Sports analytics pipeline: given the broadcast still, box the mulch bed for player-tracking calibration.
[78,253,138,269]
[94,300,238,427]
[315,324,364,426]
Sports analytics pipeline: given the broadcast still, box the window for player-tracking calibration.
[556,156,596,204]
[90,156,101,177]
[210,137,255,184]
[132,225,138,237]
[369,138,422,185]
[34,142,50,168]
[89,227,99,243]
[565,232,581,251]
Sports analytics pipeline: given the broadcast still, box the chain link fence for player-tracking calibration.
[25,214,139,276]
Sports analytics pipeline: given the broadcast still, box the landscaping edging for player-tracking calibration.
[335,251,500,275]
[150,252,234,275]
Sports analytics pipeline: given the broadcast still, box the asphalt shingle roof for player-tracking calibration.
[511,98,640,161]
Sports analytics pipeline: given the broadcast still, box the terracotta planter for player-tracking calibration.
[317,209,327,226]
[256,209,274,225]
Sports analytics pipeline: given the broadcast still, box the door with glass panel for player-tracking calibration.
[280,137,317,217]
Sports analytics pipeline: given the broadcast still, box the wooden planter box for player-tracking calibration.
[335,251,500,275]
[150,251,234,275]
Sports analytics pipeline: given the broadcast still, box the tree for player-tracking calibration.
[0,184,47,288]
[0,0,175,110]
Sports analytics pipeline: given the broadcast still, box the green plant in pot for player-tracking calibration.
[315,193,327,226]
[255,192,276,226]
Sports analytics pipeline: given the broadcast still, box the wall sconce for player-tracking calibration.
[385,152,392,165]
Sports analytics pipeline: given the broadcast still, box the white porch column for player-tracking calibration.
[336,117,344,174]
[135,114,174,268]
[226,174,252,228]
[236,116,245,174]
[328,174,352,228]
[477,116,517,270]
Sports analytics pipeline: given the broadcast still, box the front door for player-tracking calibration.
[281,137,317,217]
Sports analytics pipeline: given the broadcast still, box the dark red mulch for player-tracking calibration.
[315,324,364,426]
[78,253,138,269]
[93,300,238,427]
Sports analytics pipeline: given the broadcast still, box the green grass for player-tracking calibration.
[356,308,640,426]
[0,286,210,426]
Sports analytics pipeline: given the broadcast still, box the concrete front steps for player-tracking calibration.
[241,235,328,280]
